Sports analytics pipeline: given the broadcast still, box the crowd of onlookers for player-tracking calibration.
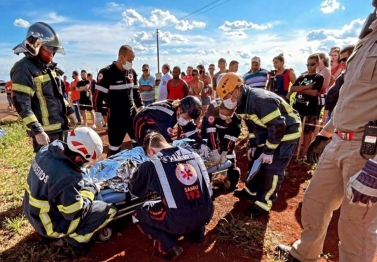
[4,45,353,161]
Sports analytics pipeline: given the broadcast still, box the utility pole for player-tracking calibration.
[156,29,160,73]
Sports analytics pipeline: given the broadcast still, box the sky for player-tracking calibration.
[0,0,373,81]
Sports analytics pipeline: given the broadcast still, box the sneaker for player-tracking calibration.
[276,244,302,262]
[91,124,97,129]
[161,245,183,260]
[244,205,269,216]
[233,188,256,201]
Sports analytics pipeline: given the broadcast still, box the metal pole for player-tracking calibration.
[156,29,160,73]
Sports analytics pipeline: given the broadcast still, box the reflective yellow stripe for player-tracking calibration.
[23,114,38,125]
[281,132,301,142]
[249,133,256,139]
[261,109,281,124]
[57,198,83,214]
[247,114,266,128]
[35,82,49,126]
[33,72,57,83]
[69,207,117,243]
[254,175,278,212]
[26,189,66,238]
[257,144,265,148]
[12,83,35,96]
[63,98,69,107]
[43,123,61,132]
[280,99,302,134]
[244,187,256,196]
[67,217,81,235]
[266,140,279,150]
[80,190,95,201]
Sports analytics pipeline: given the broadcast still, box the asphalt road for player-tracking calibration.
[0,93,8,103]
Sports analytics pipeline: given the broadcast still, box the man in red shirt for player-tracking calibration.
[5,80,14,111]
[167,66,188,100]
[182,66,193,84]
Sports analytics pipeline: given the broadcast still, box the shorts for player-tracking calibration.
[201,96,210,106]
[79,99,93,111]
[300,115,317,133]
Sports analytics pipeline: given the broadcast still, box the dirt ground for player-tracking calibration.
[0,100,375,262]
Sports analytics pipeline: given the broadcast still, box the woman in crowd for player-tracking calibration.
[270,53,297,101]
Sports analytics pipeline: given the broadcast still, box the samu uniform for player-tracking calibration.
[202,102,242,187]
[93,62,143,156]
[133,100,202,146]
[235,86,301,213]
[23,142,117,249]
[289,20,377,262]
[11,56,74,152]
[130,147,214,254]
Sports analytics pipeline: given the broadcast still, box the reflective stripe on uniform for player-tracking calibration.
[109,84,133,90]
[43,123,61,132]
[12,83,35,96]
[244,186,257,196]
[249,133,256,139]
[184,129,197,137]
[57,198,83,214]
[281,132,301,142]
[23,114,38,125]
[33,72,57,84]
[280,98,302,135]
[224,135,237,142]
[95,84,109,94]
[247,114,266,128]
[142,105,174,116]
[266,140,279,150]
[80,190,95,201]
[69,207,117,243]
[108,145,121,151]
[150,154,178,209]
[254,175,278,211]
[261,109,281,124]
[34,82,50,126]
[206,127,216,133]
[133,85,138,89]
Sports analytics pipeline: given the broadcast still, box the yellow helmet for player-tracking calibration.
[216,72,244,99]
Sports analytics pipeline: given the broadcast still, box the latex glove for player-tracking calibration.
[35,132,50,146]
[67,113,78,125]
[200,144,209,157]
[220,151,228,164]
[307,135,330,164]
[210,149,221,165]
[346,159,377,207]
[247,147,256,161]
[258,153,273,164]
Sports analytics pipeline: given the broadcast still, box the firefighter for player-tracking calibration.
[217,72,301,216]
[133,96,204,147]
[93,44,143,156]
[23,127,117,252]
[130,132,214,260]
[201,102,242,189]
[11,22,77,152]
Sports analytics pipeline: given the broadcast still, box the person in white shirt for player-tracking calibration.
[157,64,173,101]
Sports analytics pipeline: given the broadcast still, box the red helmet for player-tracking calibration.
[67,127,103,161]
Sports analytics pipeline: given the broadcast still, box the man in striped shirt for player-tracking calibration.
[243,56,269,89]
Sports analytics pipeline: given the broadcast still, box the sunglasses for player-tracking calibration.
[42,45,59,53]
[339,57,349,63]
[306,63,317,67]
[142,69,149,72]
[199,70,204,74]
[192,73,198,76]
[208,68,215,70]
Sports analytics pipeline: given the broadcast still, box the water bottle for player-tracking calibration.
[95,113,104,127]
[0,127,6,139]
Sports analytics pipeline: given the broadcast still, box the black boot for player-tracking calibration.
[162,245,183,260]
[276,244,302,262]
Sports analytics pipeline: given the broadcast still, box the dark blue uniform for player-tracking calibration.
[129,146,214,254]
[236,86,301,213]
[133,100,202,146]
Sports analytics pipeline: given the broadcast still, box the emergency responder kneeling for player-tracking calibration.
[133,96,204,147]
[202,102,242,189]
[23,127,117,252]
[216,72,301,216]
[130,132,214,260]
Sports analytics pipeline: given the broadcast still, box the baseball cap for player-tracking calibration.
[251,56,261,64]
[218,58,226,63]
[142,64,149,69]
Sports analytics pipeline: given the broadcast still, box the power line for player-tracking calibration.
[182,0,231,22]
[159,0,224,30]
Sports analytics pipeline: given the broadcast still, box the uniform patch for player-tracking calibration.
[175,163,198,186]
[167,127,173,135]
[208,116,215,123]
[162,81,166,85]
[98,73,103,80]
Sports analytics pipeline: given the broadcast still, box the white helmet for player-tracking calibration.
[67,127,103,161]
